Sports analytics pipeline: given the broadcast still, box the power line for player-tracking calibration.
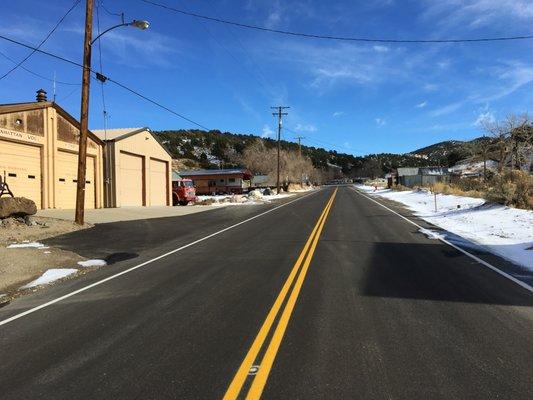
[177,0,274,101]
[0,33,210,131]
[0,50,79,85]
[99,1,124,20]
[96,2,109,140]
[0,0,81,81]
[140,0,533,44]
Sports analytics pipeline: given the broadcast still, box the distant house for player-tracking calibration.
[251,174,270,188]
[396,167,450,187]
[178,168,252,195]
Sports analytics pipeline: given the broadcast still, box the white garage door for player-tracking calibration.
[149,158,167,206]
[56,151,95,209]
[0,139,42,208]
[119,152,143,206]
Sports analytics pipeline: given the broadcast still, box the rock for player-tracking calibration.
[248,189,264,199]
[0,197,37,219]
[262,188,272,196]
[1,217,17,228]
[24,215,37,226]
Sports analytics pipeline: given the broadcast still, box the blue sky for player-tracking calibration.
[1,0,532,155]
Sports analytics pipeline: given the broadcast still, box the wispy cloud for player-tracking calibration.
[333,111,345,117]
[421,0,533,30]
[375,118,387,126]
[423,83,439,91]
[430,101,464,117]
[474,110,495,126]
[262,124,274,138]
[295,123,317,132]
[415,101,428,108]
[373,45,389,53]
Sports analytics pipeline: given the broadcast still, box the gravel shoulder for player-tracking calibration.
[0,217,92,297]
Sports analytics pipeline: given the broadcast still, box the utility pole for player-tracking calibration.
[75,0,94,225]
[271,106,289,194]
[294,136,305,156]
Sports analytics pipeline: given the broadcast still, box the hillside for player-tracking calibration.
[155,129,439,177]
[411,136,498,166]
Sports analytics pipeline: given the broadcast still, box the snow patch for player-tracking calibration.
[7,242,46,249]
[356,185,533,271]
[419,228,445,240]
[20,269,78,289]
[77,259,107,268]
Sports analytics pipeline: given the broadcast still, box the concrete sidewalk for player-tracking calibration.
[37,205,216,224]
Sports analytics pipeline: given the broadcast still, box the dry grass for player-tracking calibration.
[427,171,533,210]
[391,184,411,191]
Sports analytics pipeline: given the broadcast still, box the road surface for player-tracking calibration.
[1,186,532,399]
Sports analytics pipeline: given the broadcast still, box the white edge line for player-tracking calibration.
[350,187,533,293]
[0,190,322,327]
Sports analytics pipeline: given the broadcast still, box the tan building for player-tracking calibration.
[92,127,172,208]
[0,90,104,209]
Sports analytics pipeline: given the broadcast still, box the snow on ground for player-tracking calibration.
[196,192,295,206]
[20,268,78,289]
[78,259,107,267]
[356,185,533,271]
[7,241,46,249]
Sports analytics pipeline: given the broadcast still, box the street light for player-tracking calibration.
[91,20,150,45]
[75,0,149,225]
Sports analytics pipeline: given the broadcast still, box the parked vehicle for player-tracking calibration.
[172,179,196,205]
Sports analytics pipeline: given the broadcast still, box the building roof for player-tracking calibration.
[92,127,174,158]
[179,168,252,179]
[92,127,148,141]
[0,101,104,145]
[396,167,420,176]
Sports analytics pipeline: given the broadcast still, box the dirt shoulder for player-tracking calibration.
[0,217,92,296]
[0,246,85,293]
[0,216,89,245]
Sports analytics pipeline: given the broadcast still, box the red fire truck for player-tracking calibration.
[172,178,196,205]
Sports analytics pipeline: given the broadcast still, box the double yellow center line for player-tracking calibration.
[223,188,338,400]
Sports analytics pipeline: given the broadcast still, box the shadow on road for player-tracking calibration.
[363,241,533,306]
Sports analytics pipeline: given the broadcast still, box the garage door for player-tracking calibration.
[119,152,143,206]
[0,139,42,208]
[149,159,167,206]
[56,151,95,209]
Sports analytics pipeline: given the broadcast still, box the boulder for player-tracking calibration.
[262,188,272,196]
[0,197,37,219]
[248,189,264,199]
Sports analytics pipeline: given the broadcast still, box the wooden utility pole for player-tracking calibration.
[271,106,289,194]
[295,136,305,156]
[75,0,94,225]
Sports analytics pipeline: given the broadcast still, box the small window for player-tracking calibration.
[73,179,78,183]
[219,179,225,183]
[86,180,91,184]
[8,173,16,177]
[59,178,66,182]
[228,178,236,183]
[15,118,23,126]
[28,175,36,179]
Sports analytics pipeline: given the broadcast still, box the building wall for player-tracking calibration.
[0,106,104,209]
[180,173,246,194]
[107,130,171,207]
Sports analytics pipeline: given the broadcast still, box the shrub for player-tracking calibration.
[486,170,532,209]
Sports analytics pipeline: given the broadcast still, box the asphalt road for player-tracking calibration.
[0,186,532,399]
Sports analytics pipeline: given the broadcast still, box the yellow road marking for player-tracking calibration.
[223,188,337,400]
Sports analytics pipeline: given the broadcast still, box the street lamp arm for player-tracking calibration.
[90,20,149,45]
[91,23,128,45]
